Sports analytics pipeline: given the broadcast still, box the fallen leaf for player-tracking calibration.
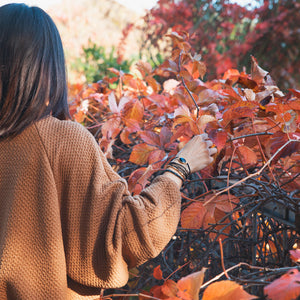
[177,268,207,300]
[264,269,300,300]
[181,202,208,229]
[153,265,163,280]
[203,280,257,300]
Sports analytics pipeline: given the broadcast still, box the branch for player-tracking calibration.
[204,139,299,207]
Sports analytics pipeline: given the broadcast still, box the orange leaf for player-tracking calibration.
[124,100,144,122]
[161,280,178,298]
[223,69,240,81]
[251,56,269,85]
[101,117,122,140]
[214,194,239,213]
[208,129,228,152]
[153,265,163,280]
[120,129,132,145]
[129,143,157,165]
[264,269,300,300]
[174,105,193,125]
[136,61,152,77]
[222,106,255,127]
[237,145,258,166]
[181,202,208,229]
[128,167,147,194]
[148,149,166,165]
[177,268,207,300]
[140,131,161,146]
[203,280,257,300]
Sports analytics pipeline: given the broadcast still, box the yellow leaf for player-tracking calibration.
[203,280,257,300]
[177,268,207,300]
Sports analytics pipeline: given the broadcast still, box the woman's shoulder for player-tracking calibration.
[36,116,93,140]
[35,116,98,151]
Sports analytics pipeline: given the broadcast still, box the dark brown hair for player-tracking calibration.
[0,3,70,138]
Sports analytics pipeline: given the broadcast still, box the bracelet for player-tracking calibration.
[167,165,186,180]
[169,162,189,179]
[164,169,185,182]
[175,157,191,174]
[169,156,191,179]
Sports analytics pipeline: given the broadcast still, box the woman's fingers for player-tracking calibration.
[209,147,218,155]
[206,140,213,148]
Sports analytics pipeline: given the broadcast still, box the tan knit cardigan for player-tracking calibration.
[0,116,182,299]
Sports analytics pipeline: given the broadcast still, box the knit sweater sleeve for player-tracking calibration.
[36,117,182,289]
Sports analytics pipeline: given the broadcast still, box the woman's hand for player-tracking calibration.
[176,133,217,173]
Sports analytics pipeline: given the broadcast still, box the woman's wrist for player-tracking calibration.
[162,171,183,188]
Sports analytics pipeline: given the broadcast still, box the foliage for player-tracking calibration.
[68,31,300,299]
[72,41,132,83]
[138,0,300,90]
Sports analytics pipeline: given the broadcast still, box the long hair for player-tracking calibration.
[0,3,70,138]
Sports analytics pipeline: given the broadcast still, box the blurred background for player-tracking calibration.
[1,0,299,89]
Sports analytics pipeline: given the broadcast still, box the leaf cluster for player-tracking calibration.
[68,31,300,299]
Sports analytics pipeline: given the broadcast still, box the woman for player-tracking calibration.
[0,3,216,299]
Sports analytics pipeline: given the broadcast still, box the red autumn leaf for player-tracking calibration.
[153,265,163,280]
[208,128,228,152]
[107,67,124,77]
[181,202,208,229]
[237,145,258,166]
[140,131,161,146]
[177,268,207,300]
[146,76,161,93]
[222,106,255,127]
[289,89,300,98]
[192,60,206,79]
[264,269,300,300]
[198,88,221,106]
[101,117,122,140]
[148,149,166,165]
[128,167,147,194]
[174,105,193,125]
[120,128,132,145]
[223,69,240,81]
[251,56,269,85]
[160,280,178,298]
[136,61,152,77]
[202,280,258,300]
[290,249,300,263]
[288,100,300,111]
[129,143,157,165]
[159,126,172,147]
[124,99,144,122]
[265,132,300,161]
[124,119,141,133]
[220,87,243,102]
[214,194,239,213]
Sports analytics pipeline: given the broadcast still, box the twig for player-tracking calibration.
[204,139,299,207]
[101,293,161,300]
[178,50,200,118]
[200,263,297,290]
[219,238,230,279]
[228,132,273,141]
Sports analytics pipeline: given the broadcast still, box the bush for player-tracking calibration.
[72,41,132,83]
[69,31,300,299]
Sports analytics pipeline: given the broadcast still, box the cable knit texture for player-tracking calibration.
[0,116,182,299]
